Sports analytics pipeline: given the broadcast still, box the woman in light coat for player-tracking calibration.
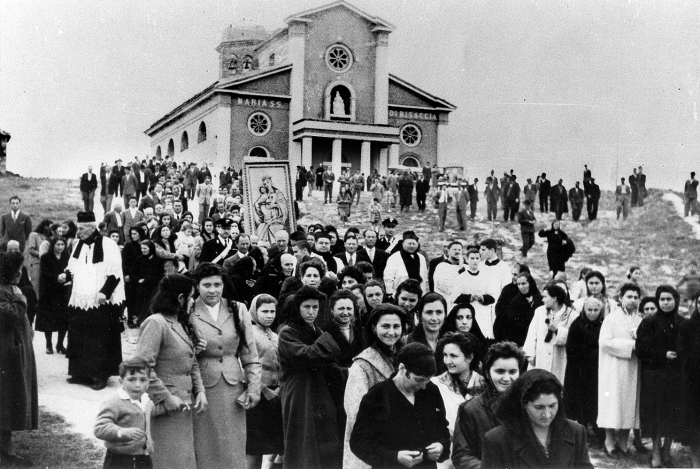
[523,283,577,384]
[343,304,407,469]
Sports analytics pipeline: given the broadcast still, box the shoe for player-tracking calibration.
[604,446,621,459]
[56,344,66,354]
[46,346,54,354]
[634,438,650,454]
[650,455,663,468]
[66,376,92,385]
[91,379,108,391]
[615,443,630,457]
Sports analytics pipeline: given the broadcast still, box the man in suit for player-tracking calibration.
[415,173,430,211]
[434,178,452,231]
[484,177,500,221]
[322,165,335,204]
[169,200,185,228]
[222,234,252,273]
[356,229,389,281]
[684,172,699,216]
[637,166,647,207]
[523,178,538,207]
[0,195,32,251]
[568,182,585,221]
[80,166,98,212]
[503,175,521,222]
[103,204,124,244]
[219,167,233,191]
[336,233,361,267]
[552,179,568,220]
[184,162,200,200]
[134,164,151,199]
[538,173,551,213]
[267,230,294,259]
[138,186,157,213]
[616,177,631,220]
[121,166,138,208]
[113,159,126,197]
[468,178,479,220]
[517,200,536,257]
[351,169,364,204]
[197,175,214,224]
[586,178,601,221]
[200,218,236,266]
[120,197,144,239]
[376,217,400,254]
[455,181,470,231]
[295,166,306,202]
[629,168,639,207]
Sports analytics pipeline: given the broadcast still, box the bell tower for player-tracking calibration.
[216,25,269,79]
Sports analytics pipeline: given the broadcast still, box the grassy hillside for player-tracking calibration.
[0,177,83,223]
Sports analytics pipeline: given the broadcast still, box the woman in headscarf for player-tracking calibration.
[246,294,284,469]
[132,240,163,325]
[481,370,593,469]
[0,251,38,466]
[678,291,700,467]
[636,285,684,467]
[564,297,604,444]
[279,285,342,469]
[452,341,527,469]
[343,304,407,469]
[35,236,71,354]
[523,283,576,383]
[122,225,147,327]
[498,272,543,347]
[537,220,575,278]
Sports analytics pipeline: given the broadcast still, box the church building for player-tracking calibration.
[145,0,455,181]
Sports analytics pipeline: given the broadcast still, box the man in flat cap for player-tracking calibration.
[65,211,125,390]
[383,230,429,297]
[199,218,237,265]
[376,217,400,254]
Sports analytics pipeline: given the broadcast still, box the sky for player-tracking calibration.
[1,0,699,189]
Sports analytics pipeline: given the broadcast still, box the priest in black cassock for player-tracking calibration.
[199,217,237,266]
[66,211,125,390]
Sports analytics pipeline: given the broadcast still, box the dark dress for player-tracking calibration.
[538,228,575,274]
[35,251,71,332]
[398,176,414,209]
[635,311,685,438]
[564,313,603,427]
[496,293,543,346]
[350,377,451,468]
[122,241,142,322]
[452,385,500,469]
[131,255,163,324]
[279,320,342,469]
[678,310,700,445]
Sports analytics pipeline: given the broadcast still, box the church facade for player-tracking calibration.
[145,1,455,181]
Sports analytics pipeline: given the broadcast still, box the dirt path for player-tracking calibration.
[663,192,700,239]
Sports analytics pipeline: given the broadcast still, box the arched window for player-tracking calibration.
[198,122,207,143]
[242,55,253,71]
[155,146,162,159]
[167,139,174,157]
[248,146,270,158]
[181,131,189,151]
[268,54,275,66]
[228,55,238,70]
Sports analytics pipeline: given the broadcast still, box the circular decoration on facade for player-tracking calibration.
[400,124,422,147]
[325,44,353,73]
[247,112,271,136]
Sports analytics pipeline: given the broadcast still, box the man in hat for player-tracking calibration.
[184,162,200,200]
[484,177,500,221]
[199,218,236,265]
[121,196,143,239]
[454,181,469,231]
[568,182,585,221]
[523,178,538,207]
[65,211,125,390]
[503,174,520,221]
[376,217,400,253]
[517,200,536,257]
[538,172,551,213]
[383,230,429,297]
[79,165,98,212]
[433,178,452,231]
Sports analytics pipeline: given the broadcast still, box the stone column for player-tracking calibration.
[379,147,388,177]
[374,31,390,125]
[332,139,343,192]
[302,137,313,168]
[389,143,400,168]
[287,19,307,169]
[360,141,371,186]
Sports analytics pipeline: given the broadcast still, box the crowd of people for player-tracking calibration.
[1,155,700,469]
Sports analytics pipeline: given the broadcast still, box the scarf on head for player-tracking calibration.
[72,229,104,264]
[400,249,422,283]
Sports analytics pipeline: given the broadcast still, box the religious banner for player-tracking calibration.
[242,158,296,245]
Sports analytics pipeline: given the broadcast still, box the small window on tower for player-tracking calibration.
[268,54,275,66]
[242,56,253,71]
[228,55,238,70]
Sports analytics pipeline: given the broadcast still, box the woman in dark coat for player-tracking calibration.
[636,285,685,467]
[452,341,528,469]
[481,369,593,469]
[35,236,71,354]
[677,292,700,467]
[538,220,575,277]
[498,272,543,347]
[350,343,451,468]
[0,251,38,466]
[132,240,163,325]
[279,286,342,469]
[564,296,604,442]
[122,225,147,327]
[398,172,414,212]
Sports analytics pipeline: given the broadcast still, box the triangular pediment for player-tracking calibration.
[389,74,456,110]
[285,0,394,31]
